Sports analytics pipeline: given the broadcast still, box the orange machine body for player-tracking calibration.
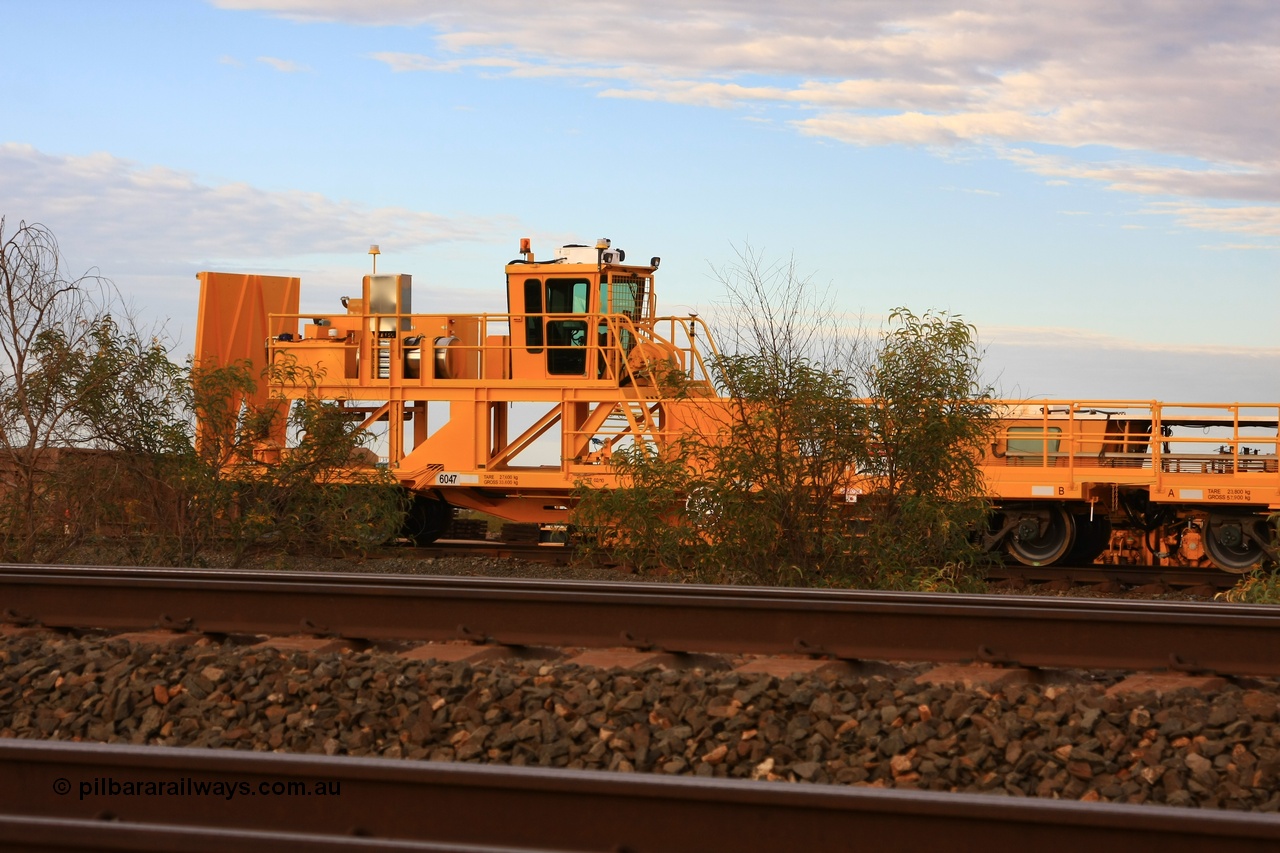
[980,403,1279,570]
[195,241,1278,571]
[196,241,724,532]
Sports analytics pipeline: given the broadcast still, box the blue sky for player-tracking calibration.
[2,0,1276,401]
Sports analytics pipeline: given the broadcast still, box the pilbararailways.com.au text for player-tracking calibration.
[56,776,341,801]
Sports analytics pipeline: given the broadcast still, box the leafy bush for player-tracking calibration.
[572,441,698,574]
[1216,569,1280,604]
[0,215,403,566]
[1217,513,1280,603]
[574,250,995,590]
[180,358,403,565]
[853,308,995,587]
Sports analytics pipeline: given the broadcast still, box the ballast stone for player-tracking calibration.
[1,630,1279,809]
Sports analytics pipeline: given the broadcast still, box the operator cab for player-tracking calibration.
[505,238,657,382]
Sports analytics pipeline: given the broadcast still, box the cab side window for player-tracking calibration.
[524,278,543,353]
[545,278,589,375]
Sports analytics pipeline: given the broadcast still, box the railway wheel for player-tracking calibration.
[1006,505,1076,566]
[1204,516,1266,573]
[402,494,452,545]
[1067,513,1111,563]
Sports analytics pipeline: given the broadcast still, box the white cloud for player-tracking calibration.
[0,143,507,349]
[1003,149,1280,203]
[369,51,524,74]
[257,56,311,73]
[939,186,999,197]
[984,323,1280,357]
[211,1,1280,241]
[1199,243,1279,251]
[213,0,455,26]
[0,143,496,270]
[369,51,457,73]
[982,326,1280,401]
[1144,202,1280,238]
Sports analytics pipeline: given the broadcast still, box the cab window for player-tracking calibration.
[1007,426,1061,454]
[545,278,589,374]
[524,278,543,353]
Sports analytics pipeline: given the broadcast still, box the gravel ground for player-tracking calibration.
[3,626,1279,809]
[4,551,1267,809]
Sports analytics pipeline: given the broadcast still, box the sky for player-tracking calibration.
[1,0,1277,402]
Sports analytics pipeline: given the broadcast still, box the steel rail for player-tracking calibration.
[410,540,570,564]
[2,740,1279,853]
[984,564,1238,589]
[2,564,1279,675]
[0,814,548,853]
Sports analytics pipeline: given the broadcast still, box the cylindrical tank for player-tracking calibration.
[434,335,460,379]
[403,336,423,379]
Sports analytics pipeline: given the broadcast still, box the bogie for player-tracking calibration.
[1002,505,1076,566]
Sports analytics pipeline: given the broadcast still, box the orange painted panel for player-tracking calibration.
[195,271,301,406]
[194,272,301,453]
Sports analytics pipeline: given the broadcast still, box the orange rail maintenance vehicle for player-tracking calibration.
[195,238,1279,572]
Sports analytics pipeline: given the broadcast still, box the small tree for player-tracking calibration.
[575,248,868,585]
[0,218,121,561]
[0,217,404,566]
[571,439,699,574]
[683,249,867,584]
[854,308,995,589]
[676,352,867,585]
[67,316,193,564]
[574,247,994,590]
[182,357,404,565]
[176,358,277,563]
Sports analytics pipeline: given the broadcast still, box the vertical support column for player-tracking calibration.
[413,400,428,449]
[385,337,405,469]
[489,402,508,461]
[564,401,592,463]
[386,404,403,470]
[474,398,489,470]
[561,401,590,470]
[1151,403,1163,490]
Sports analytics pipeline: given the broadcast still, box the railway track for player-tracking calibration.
[1,563,1278,675]
[4,739,1279,852]
[985,563,1240,591]
[407,538,571,564]
[4,564,1280,849]
[413,537,1248,592]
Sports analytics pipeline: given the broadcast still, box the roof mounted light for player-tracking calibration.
[650,256,661,269]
